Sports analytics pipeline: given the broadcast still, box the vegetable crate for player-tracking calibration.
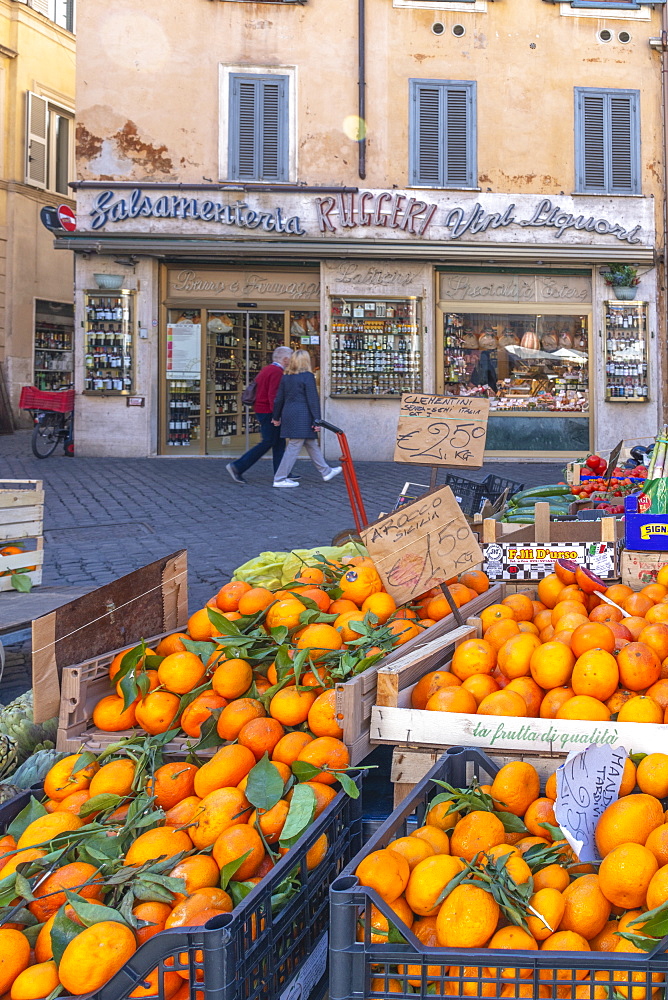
[621,549,668,590]
[442,474,524,518]
[481,504,622,583]
[0,480,44,593]
[336,584,505,765]
[1,776,364,1000]
[329,746,668,1000]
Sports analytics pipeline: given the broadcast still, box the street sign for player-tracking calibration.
[57,204,76,232]
[39,206,63,232]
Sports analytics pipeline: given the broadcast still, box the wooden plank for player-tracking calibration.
[0,521,42,541]
[0,506,44,526]
[0,549,44,572]
[0,492,45,510]
[0,568,42,592]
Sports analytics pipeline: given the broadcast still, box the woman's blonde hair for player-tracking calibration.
[287,349,312,374]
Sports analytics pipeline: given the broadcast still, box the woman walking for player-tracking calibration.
[271,350,341,488]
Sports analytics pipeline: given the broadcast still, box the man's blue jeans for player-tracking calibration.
[233,412,286,474]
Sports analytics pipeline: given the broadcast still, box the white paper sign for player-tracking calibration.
[166,323,201,378]
[555,744,627,863]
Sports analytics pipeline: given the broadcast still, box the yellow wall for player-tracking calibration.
[0,0,75,419]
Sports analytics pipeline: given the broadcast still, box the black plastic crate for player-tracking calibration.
[329,747,668,1000]
[0,776,364,1000]
[442,475,490,517]
[482,474,525,503]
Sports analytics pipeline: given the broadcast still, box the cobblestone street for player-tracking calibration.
[2,429,564,615]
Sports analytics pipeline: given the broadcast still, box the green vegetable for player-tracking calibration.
[233,542,367,590]
[501,508,572,523]
[511,485,571,501]
[510,494,574,509]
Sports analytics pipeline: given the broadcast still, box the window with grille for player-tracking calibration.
[409,79,477,188]
[25,93,74,193]
[228,73,289,182]
[574,87,640,195]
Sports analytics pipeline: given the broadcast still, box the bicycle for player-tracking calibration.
[19,385,75,459]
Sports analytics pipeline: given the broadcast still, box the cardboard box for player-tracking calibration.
[621,549,668,590]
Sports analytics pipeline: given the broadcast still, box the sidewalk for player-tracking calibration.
[1,429,565,615]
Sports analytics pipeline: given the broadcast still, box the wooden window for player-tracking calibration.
[575,87,640,194]
[409,79,477,188]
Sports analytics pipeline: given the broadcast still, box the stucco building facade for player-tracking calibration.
[1,0,75,426]
[62,0,666,461]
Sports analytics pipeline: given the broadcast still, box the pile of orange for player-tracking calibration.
[0,734,351,997]
[356,754,668,997]
[412,560,668,724]
[92,556,491,743]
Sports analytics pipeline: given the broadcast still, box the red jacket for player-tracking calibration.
[255,362,284,413]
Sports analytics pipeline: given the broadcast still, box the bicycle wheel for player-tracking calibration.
[32,416,61,458]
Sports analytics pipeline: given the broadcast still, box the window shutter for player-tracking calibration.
[229,74,288,182]
[580,92,606,191]
[576,87,639,194]
[445,87,471,186]
[412,84,442,186]
[410,80,475,188]
[25,92,48,189]
[609,94,636,192]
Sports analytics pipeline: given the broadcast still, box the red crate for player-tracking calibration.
[19,386,75,412]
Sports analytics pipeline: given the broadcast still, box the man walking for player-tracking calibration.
[226,346,292,484]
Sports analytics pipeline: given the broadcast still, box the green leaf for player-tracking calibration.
[64,890,128,928]
[119,669,140,713]
[8,796,48,840]
[142,655,165,670]
[132,880,177,904]
[336,772,359,800]
[51,906,83,965]
[496,811,529,835]
[0,875,19,908]
[207,607,242,636]
[245,754,285,812]
[269,626,289,645]
[10,574,32,592]
[71,752,98,776]
[629,752,648,766]
[21,923,42,947]
[539,822,564,841]
[279,784,317,848]
[291,761,323,782]
[220,850,253,890]
[136,672,152,700]
[181,639,217,661]
[14,873,35,902]
[229,880,256,907]
[616,931,656,952]
[191,709,225,753]
[434,867,469,908]
[387,924,408,945]
[80,793,123,818]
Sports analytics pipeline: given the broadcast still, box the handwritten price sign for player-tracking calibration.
[394,394,490,468]
[360,485,483,605]
[554,744,627,864]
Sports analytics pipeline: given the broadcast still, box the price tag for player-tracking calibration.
[554,744,627,863]
[394,394,490,468]
[605,439,624,488]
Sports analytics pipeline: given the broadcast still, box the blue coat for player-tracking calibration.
[272,372,321,439]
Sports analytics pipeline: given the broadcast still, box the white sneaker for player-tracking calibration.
[273,479,300,488]
[323,466,342,482]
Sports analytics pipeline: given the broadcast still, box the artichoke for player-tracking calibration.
[0,692,58,765]
[0,734,18,782]
[0,783,24,804]
[11,749,67,789]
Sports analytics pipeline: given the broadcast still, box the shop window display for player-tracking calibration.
[330,297,422,397]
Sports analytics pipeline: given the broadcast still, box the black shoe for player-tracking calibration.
[226,463,246,484]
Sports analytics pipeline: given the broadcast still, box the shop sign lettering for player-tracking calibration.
[333,263,419,287]
[168,269,320,300]
[315,192,439,236]
[440,273,592,304]
[90,190,305,235]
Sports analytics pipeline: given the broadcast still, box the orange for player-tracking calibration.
[266,598,306,630]
[148,761,197,810]
[124,826,193,867]
[307,689,343,738]
[355,848,410,902]
[189,787,252,850]
[637,753,668,797]
[194,744,256,798]
[570,622,616,658]
[618,695,663,724]
[619,757,637,795]
[612,939,665,999]
[553,612,589,632]
[462,674,500,706]
[552,600,590,627]
[425,596,453,622]
[135,691,181,735]
[623,592,654,618]
[490,761,540,817]
[361,592,397,623]
[405,854,465,916]
[589,605,623,624]
[599,843,658,909]
[425,686,477,713]
[559,873,611,939]
[249,800,290,843]
[605,687,636,715]
[530,641,575,688]
[295,566,325,585]
[484,619,521,652]
[537,573,565,609]
[445,583,475,608]
[88,759,135,799]
[217,698,266,741]
[451,639,496,681]
[638,623,668,660]
[156,632,190,656]
[595,793,664,856]
[0,929,31,995]
[168,856,221,904]
[589,920,623,953]
[238,717,285,760]
[571,648,619,701]
[388,836,435,870]
[532,863,570,892]
[272,731,314,765]
[298,588,331,612]
[646,864,668,910]
[297,780,337,817]
[58,920,137,995]
[297,623,343,658]
[357,897,414,942]
[480,604,514,631]
[646,602,668,625]
[159,650,208,695]
[92,694,137,732]
[555,694,610,721]
[215,580,252,612]
[338,564,383,605]
[518,621,539,635]
[29,862,103,923]
[411,826,451,854]
[497,633,541,679]
[658,565,668,588]
[485,925,538,977]
[436,883,499,948]
[180,691,228,739]
[426,801,460,832]
[165,887,233,929]
[477,689,527,716]
[645,678,668,710]
[297,736,349,784]
[450,810,505,861]
[539,931,590,980]
[387,619,420,645]
[18,811,83,849]
[54,790,91,818]
[269,688,316,726]
[620,616,648,640]
[411,670,461,710]
[187,608,216,641]
[0,848,46,880]
[606,583,634,605]
[108,646,156,681]
[460,570,489,594]
[212,658,254,700]
[128,968,182,1000]
[557,584,587,604]
[237,587,274,616]
[328,598,358,615]
[534,609,554,632]
[164,796,202,828]
[10,960,60,1000]
[212,825,265,880]
[523,797,557,839]
[502,593,534,622]
[539,686,574,719]
[617,642,662,690]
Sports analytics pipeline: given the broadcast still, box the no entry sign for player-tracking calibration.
[57,204,76,232]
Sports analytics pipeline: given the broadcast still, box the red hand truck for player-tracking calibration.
[315,420,368,536]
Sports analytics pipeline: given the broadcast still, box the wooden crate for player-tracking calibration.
[0,480,44,592]
[621,549,668,590]
[336,583,505,765]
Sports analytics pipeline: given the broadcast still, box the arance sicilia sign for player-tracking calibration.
[86,187,648,246]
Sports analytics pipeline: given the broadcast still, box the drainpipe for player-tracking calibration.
[358,0,366,179]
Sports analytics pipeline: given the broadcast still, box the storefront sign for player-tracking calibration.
[361,485,483,604]
[167,269,320,301]
[440,272,592,304]
[483,540,619,581]
[394,394,489,468]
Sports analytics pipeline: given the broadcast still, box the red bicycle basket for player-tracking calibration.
[19,387,75,413]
